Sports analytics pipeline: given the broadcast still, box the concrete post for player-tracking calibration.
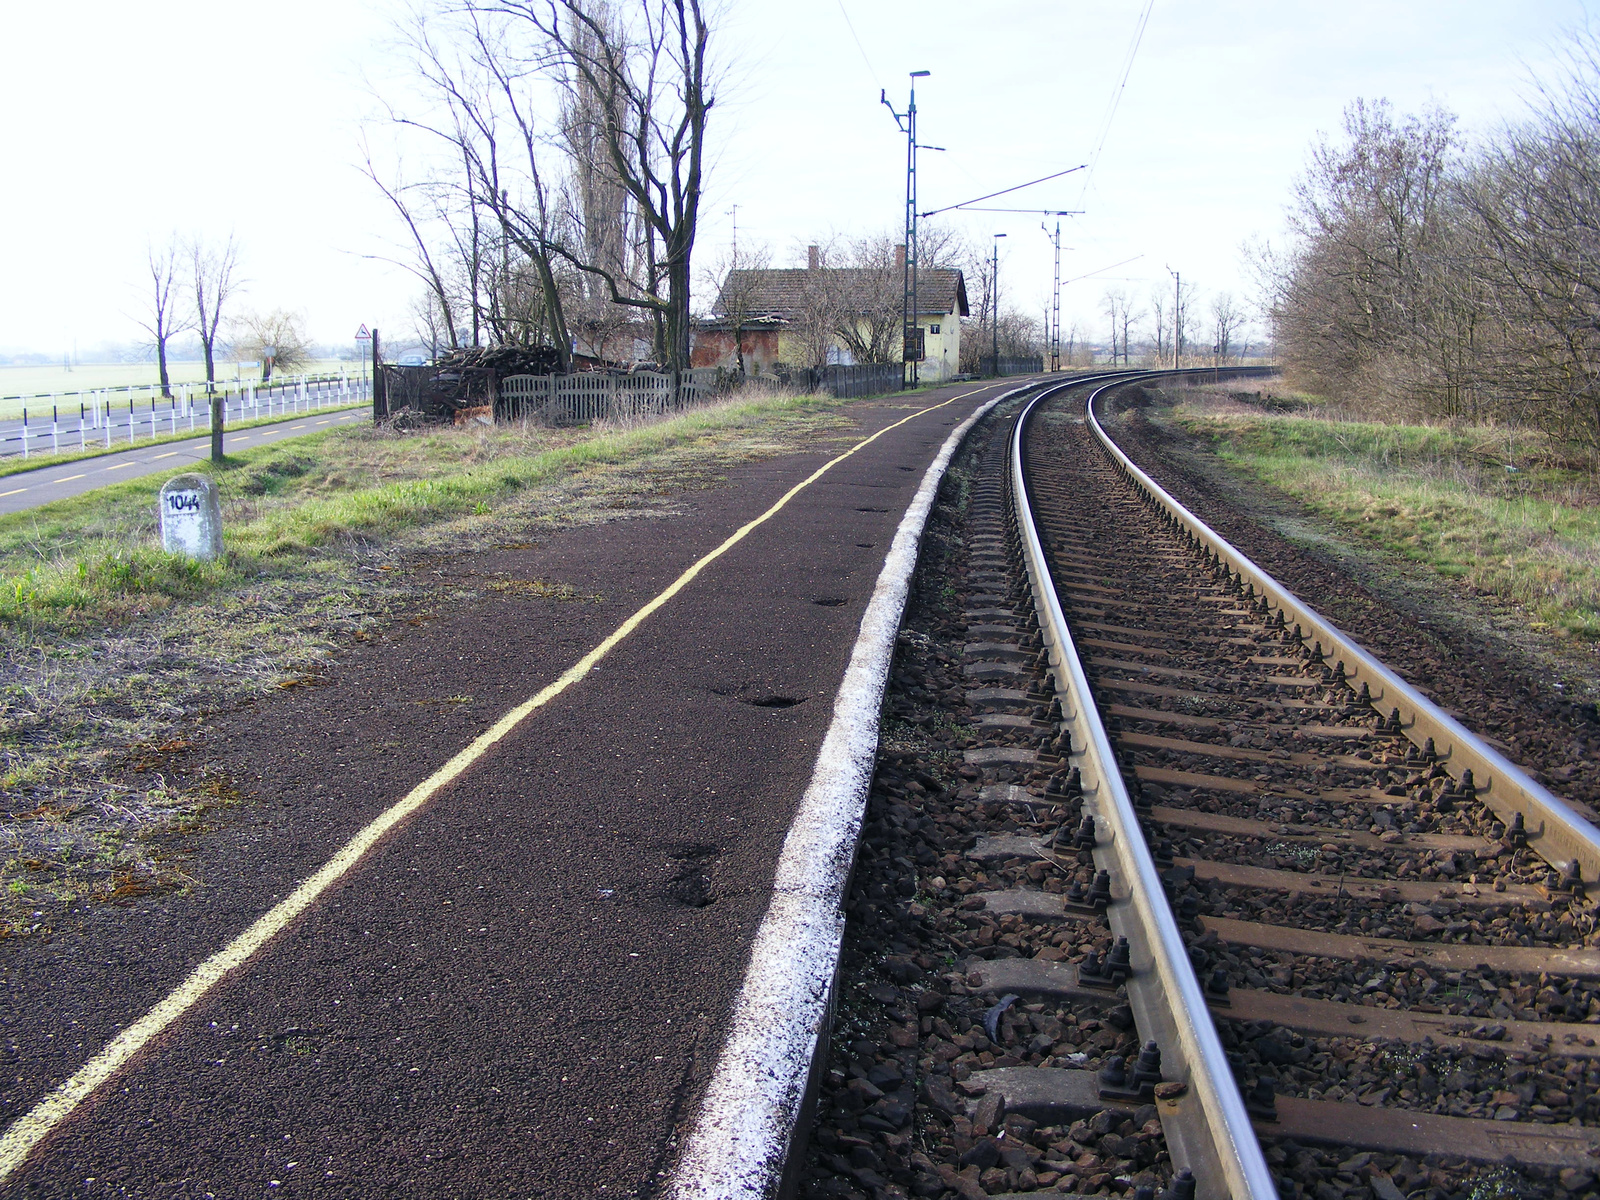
[159,474,223,560]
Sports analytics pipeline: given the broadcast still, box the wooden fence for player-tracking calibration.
[499,370,718,426]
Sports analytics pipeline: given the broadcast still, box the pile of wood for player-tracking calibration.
[431,345,564,375]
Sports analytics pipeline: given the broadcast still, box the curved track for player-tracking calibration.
[1009,374,1600,1197]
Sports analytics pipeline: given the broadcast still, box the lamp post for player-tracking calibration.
[991,233,1007,377]
[883,70,930,388]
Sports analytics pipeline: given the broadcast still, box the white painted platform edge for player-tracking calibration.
[669,384,1036,1199]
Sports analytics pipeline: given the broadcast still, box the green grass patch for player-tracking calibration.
[1168,395,1600,639]
[0,388,849,633]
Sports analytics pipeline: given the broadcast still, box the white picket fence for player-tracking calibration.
[3,375,371,460]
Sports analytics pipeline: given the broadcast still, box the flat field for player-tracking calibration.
[1167,385,1600,640]
[0,359,359,412]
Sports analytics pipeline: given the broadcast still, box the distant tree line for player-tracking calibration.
[1260,35,1600,451]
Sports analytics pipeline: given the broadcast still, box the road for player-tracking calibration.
[0,381,369,457]
[0,407,368,516]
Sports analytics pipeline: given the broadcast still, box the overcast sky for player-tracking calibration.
[0,0,1591,358]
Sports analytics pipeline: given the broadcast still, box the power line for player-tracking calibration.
[919,165,1086,218]
[1077,0,1156,203]
[834,0,882,90]
[1064,254,1145,286]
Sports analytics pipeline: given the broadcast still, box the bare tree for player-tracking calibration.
[703,239,771,374]
[789,242,844,369]
[960,250,996,375]
[996,309,1043,358]
[1209,291,1245,363]
[480,0,713,375]
[231,309,312,382]
[190,235,241,393]
[359,146,466,351]
[1119,295,1144,367]
[387,13,574,366]
[134,238,191,398]
[832,236,906,365]
[411,291,450,358]
[1267,98,1461,412]
[560,0,636,305]
[1147,289,1169,365]
[1101,287,1125,365]
[377,1,713,376]
[1458,32,1600,447]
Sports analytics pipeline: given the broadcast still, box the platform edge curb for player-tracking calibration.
[667,384,1035,1199]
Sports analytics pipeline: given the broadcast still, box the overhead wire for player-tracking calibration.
[1076,0,1156,205]
[834,0,882,91]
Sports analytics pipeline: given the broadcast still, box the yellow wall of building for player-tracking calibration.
[766,312,961,380]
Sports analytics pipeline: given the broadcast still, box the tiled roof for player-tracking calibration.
[710,267,968,321]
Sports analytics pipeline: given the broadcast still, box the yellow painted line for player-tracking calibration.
[0,383,993,1179]
[290,424,307,430]
[151,452,178,460]
[230,435,251,441]
[53,474,86,483]
[103,463,134,471]
[315,419,331,425]
[0,489,23,498]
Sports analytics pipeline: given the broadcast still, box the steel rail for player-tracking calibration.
[1085,382,1600,895]
[1011,377,1278,1200]
[669,377,1062,1200]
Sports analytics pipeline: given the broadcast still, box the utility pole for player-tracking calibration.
[883,70,930,389]
[1167,266,1182,370]
[728,205,739,261]
[1049,221,1062,372]
[991,233,1006,376]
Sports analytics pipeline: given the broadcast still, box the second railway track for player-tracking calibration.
[794,373,1600,1200]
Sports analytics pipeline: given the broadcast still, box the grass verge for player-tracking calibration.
[0,386,857,936]
[1166,386,1600,640]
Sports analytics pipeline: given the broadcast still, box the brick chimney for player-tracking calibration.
[895,244,906,271]
[808,244,820,270]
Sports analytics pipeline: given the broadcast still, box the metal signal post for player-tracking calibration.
[991,233,1006,375]
[883,71,930,388]
[1047,221,1062,371]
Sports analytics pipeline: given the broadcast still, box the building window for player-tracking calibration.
[928,323,941,334]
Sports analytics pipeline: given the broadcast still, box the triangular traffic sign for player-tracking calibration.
[355,324,371,339]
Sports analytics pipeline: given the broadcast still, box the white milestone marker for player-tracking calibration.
[158,473,223,560]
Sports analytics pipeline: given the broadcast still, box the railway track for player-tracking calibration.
[788,374,1600,1200]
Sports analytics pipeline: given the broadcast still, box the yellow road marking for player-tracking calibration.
[151,452,178,460]
[0,489,23,498]
[103,463,133,471]
[230,435,251,441]
[53,474,85,483]
[315,419,331,425]
[0,384,992,1179]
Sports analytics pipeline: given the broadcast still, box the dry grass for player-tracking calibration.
[0,385,856,936]
[1167,386,1600,640]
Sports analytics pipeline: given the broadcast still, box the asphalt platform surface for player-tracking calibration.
[0,379,1025,1197]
